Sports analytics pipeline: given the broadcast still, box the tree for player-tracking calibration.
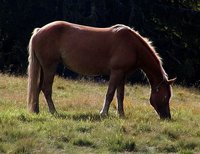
[0,0,199,86]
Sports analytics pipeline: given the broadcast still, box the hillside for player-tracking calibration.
[0,74,200,153]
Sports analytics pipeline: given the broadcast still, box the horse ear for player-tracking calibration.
[167,77,177,85]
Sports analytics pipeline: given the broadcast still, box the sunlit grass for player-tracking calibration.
[0,74,200,153]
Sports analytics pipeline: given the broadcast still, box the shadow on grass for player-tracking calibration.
[55,112,103,122]
[73,138,96,148]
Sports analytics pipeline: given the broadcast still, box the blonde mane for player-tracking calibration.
[132,29,168,80]
[112,24,168,80]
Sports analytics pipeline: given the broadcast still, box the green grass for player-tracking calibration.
[0,74,200,153]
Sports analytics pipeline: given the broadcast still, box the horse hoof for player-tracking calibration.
[100,111,108,117]
[119,113,125,118]
[49,110,57,115]
[28,108,39,114]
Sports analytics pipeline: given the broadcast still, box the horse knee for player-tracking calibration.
[42,88,52,98]
[117,93,124,101]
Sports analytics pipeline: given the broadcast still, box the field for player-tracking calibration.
[0,74,200,154]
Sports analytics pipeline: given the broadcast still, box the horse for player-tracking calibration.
[27,21,176,119]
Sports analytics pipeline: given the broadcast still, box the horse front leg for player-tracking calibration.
[117,78,125,117]
[100,70,124,116]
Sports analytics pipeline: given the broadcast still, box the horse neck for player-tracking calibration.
[139,48,167,89]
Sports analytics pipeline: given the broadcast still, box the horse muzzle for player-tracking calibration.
[159,112,171,120]
[158,107,171,120]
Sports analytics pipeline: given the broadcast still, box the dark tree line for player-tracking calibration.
[0,0,199,86]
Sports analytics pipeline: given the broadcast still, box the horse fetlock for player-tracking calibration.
[48,105,57,114]
[118,111,125,117]
[27,100,39,113]
[28,105,39,114]
[49,109,57,115]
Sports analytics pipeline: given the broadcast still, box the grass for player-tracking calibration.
[0,74,200,153]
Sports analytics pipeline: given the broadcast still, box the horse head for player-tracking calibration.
[150,78,176,119]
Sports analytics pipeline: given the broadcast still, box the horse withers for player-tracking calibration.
[27,21,176,119]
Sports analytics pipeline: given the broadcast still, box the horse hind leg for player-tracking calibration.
[41,64,57,114]
[100,70,125,116]
[33,69,43,113]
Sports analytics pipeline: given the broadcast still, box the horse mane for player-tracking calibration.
[112,24,168,80]
[132,29,168,80]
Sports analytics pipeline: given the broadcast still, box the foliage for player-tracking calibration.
[0,0,199,85]
[0,74,200,153]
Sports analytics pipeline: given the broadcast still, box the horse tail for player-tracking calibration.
[27,28,42,113]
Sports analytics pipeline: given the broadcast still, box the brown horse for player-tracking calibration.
[27,21,176,119]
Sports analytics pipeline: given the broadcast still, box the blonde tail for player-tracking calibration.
[27,28,41,113]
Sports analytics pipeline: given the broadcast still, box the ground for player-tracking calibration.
[0,74,200,153]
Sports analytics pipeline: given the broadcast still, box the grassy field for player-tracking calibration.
[0,74,200,154]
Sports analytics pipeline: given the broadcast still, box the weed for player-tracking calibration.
[162,128,179,140]
[0,145,6,153]
[157,142,177,153]
[72,138,94,147]
[106,134,135,152]
[178,139,199,150]
[59,136,70,143]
